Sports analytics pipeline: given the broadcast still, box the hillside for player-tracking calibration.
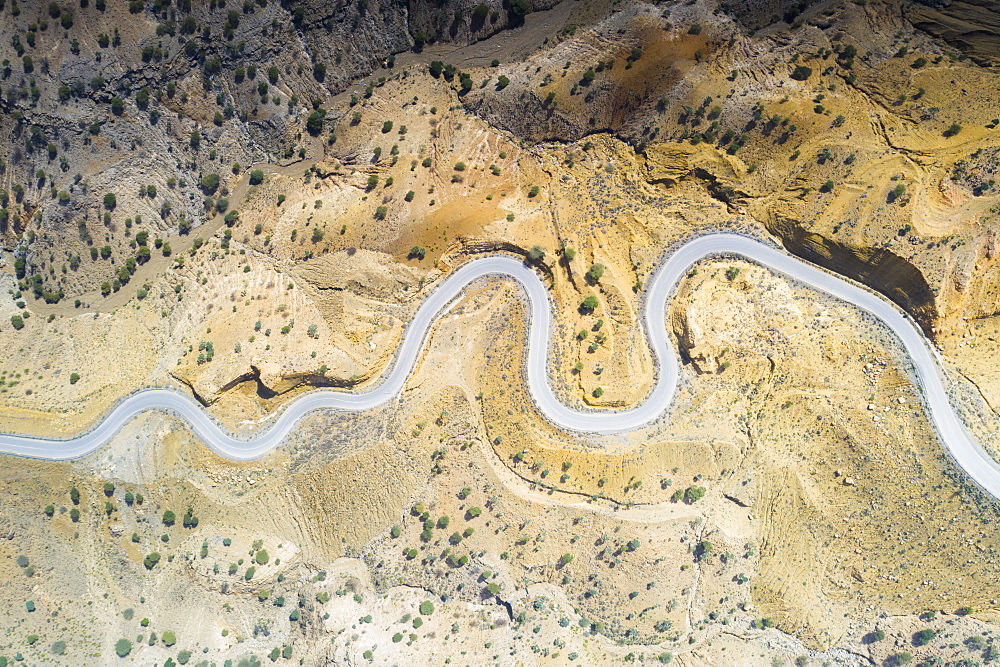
[1,0,1000,664]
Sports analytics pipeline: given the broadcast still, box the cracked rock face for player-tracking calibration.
[672,260,805,375]
[171,249,424,406]
[290,248,422,301]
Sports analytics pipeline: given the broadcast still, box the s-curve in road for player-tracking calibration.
[2,233,1000,501]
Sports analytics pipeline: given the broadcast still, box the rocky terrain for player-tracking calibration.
[1,0,1000,664]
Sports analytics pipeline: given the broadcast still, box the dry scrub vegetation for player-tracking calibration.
[1,0,1000,663]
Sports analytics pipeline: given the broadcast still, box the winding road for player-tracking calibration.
[2,234,999,500]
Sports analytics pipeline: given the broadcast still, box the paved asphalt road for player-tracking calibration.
[2,234,998,499]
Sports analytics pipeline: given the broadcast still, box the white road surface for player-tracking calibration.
[1,234,998,499]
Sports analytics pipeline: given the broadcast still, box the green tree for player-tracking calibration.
[162,510,175,525]
[162,631,177,647]
[527,245,545,262]
[684,486,706,503]
[420,600,435,615]
[200,173,220,194]
[586,263,605,283]
[510,0,531,20]
[144,552,161,569]
[790,65,812,81]
[255,549,269,565]
[581,296,599,312]
[249,169,264,185]
[306,110,326,135]
[115,638,132,657]
[103,193,117,210]
[913,629,936,646]
[10,315,24,330]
